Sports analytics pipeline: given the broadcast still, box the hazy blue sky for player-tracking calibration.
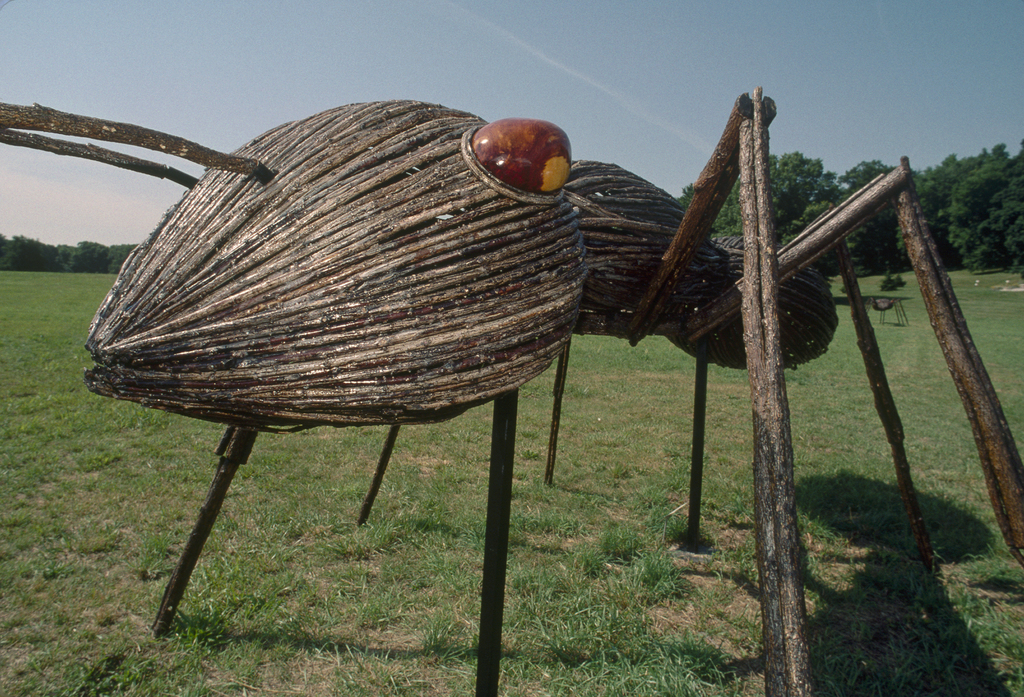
[2,0,1022,247]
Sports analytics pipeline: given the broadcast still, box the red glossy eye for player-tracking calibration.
[471,118,571,193]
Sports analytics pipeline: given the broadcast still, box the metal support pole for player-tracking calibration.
[476,390,519,697]
[686,337,709,553]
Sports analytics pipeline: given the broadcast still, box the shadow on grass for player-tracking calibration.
[797,470,993,561]
[796,471,1013,696]
[832,293,915,306]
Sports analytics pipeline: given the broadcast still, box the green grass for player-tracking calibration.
[1,268,1022,696]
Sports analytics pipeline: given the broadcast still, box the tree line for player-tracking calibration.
[681,139,1024,277]
[0,236,136,275]
[3,139,1022,278]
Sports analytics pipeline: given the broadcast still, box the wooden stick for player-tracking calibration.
[152,426,258,636]
[0,128,199,188]
[0,102,274,183]
[835,241,935,571]
[738,88,813,696]
[627,93,755,344]
[357,425,402,525]
[544,337,572,485]
[895,161,1024,568]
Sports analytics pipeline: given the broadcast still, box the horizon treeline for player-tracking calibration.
[0,237,136,275]
[3,139,1023,278]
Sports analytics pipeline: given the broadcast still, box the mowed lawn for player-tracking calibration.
[1,268,1022,696]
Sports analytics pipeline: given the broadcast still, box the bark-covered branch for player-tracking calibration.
[738,87,813,697]
[0,128,199,188]
[627,93,755,344]
[0,102,274,184]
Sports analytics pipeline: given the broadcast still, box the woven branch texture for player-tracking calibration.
[565,160,837,369]
[86,101,586,430]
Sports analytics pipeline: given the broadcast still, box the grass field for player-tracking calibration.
[1,268,1022,696]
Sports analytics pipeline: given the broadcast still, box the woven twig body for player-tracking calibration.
[86,101,586,430]
[565,161,837,369]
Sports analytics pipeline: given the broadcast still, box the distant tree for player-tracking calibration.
[678,183,695,212]
[678,140,1024,276]
[947,145,1012,271]
[55,245,76,272]
[770,152,842,242]
[0,236,50,271]
[713,184,743,238]
[879,271,906,291]
[679,152,843,258]
[71,241,111,274]
[915,154,972,268]
[980,140,1024,272]
[0,236,141,273]
[678,180,742,238]
[107,244,137,273]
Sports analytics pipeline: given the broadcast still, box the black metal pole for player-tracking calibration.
[686,337,709,553]
[357,424,401,526]
[476,390,519,697]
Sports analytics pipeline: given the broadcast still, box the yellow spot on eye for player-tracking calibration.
[540,156,570,192]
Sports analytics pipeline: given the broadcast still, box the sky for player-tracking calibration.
[1,0,1022,247]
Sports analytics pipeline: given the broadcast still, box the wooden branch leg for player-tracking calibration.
[629,93,759,344]
[476,390,519,697]
[357,425,402,526]
[544,338,572,485]
[738,88,813,696]
[152,426,258,636]
[685,337,710,553]
[836,242,935,571]
[895,164,1024,568]
[682,165,912,345]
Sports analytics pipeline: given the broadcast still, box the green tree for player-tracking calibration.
[981,140,1024,272]
[703,183,742,238]
[70,241,111,274]
[680,139,1024,275]
[0,236,50,271]
[107,244,137,273]
[915,155,967,268]
[771,152,842,242]
[715,184,742,238]
[678,183,695,212]
[948,145,1012,271]
[55,245,76,272]
[678,180,742,238]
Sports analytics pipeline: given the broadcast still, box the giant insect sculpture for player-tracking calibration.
[2,90,1021,697]
[867,296,908,325]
